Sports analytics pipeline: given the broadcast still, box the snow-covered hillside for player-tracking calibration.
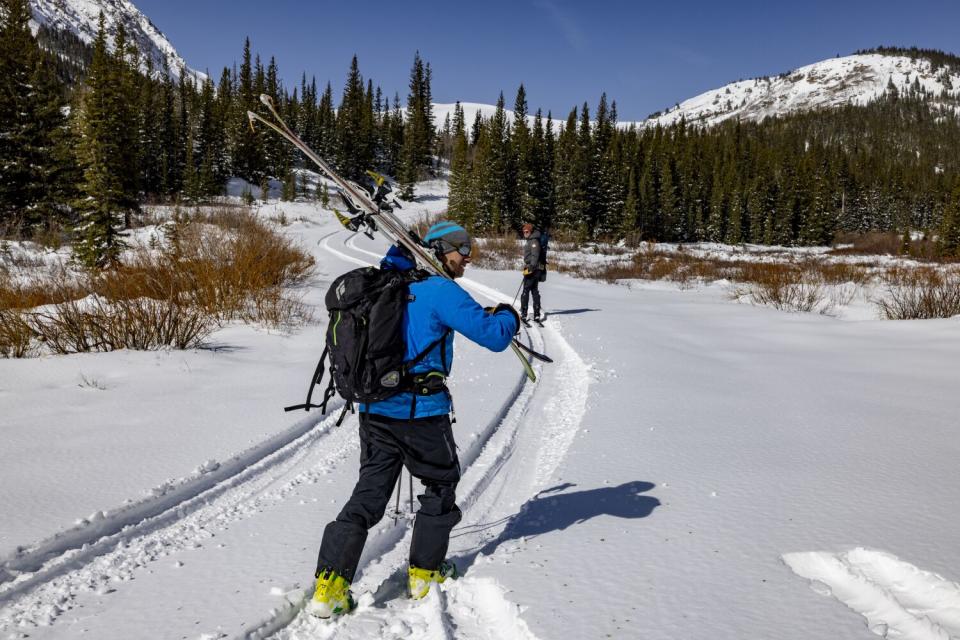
[638,53,960,128]
[437,54,960,132]
[28,0,205,82]
[432,102,539,130]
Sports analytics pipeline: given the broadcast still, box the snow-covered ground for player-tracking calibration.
[3,181,960,639]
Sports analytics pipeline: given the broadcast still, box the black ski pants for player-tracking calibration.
[316,412,462,583]
[520,273,541,317]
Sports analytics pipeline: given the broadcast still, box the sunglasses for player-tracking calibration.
[453,241,472,257]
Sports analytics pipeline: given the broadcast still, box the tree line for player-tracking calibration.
[447,79,960,254]
[4,0,960,263]
[0,0,436,265]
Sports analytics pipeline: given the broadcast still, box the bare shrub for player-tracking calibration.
[473,234,520,269]
[155,208,315,326]
[0,309,35,357]
[828,283,859,308]
[737,262,830,313]
[0,270,84,310]
[874,267,960,319]
[27,293,215,353]
[2,207,316,356]
[830,231,937,259]
[831,231,904,256]
[813,261,871,285]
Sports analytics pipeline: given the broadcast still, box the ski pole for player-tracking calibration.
[408,471,414,515]
[511,280,523,307]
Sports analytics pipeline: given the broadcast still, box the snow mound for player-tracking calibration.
[783,548,960,639]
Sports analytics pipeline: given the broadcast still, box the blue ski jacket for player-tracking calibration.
[360,246,518,419]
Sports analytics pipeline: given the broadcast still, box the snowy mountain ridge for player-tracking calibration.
[436,53,960,131]
[28,0,205,83]
[641,53,960,128]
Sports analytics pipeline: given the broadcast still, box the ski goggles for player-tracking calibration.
[451,239,472,256]
[435,237,472,256]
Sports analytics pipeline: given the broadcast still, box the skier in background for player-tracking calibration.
[309,221,520,618]
[520,223,547,323]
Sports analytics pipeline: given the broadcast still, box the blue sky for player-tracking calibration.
[136,0,960,121]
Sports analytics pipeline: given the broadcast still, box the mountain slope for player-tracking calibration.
[638,52,960,128]
[28,0,204,82]
[436,52,960,131]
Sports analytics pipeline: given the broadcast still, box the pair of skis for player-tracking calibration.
[247,95,551,378]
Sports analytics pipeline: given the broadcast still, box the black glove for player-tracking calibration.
[486,303,521,335]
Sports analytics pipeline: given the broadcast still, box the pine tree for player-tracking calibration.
[554,107,584,232]
[157,64,177,196]
[318,81,337,161]
[399,52,435,199]
[621,166,639,240]
[113,24,141,219]
[939,178,960,257]
[0,0,72,235]
[448,102,472,222]
[542,113,556,228]
[337,55,369,181]
[512,84,534,225]
[575,102,594,238]
[139,58,164,196]
[231,38,265,183]
[72,14,129,267]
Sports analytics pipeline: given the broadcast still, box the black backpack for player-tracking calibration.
[285,266,449,422]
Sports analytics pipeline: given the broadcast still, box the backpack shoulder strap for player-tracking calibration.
[405,329,451,371]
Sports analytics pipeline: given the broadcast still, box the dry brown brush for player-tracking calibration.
[874,267,960,320]
[0,208,315,357]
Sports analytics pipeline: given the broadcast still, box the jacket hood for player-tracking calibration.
[380,244,416,271]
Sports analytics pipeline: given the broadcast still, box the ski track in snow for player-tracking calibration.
[783,549,960,639]
[0,408,338,583]
[238,232,589,639]
[0,402,353,629]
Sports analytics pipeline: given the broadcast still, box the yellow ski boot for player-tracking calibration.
[307,568,355,618]
[408,561,458,600]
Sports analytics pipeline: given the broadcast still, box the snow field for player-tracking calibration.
[4,179,960,638]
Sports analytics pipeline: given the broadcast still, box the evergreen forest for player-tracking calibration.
[3,0,960,266]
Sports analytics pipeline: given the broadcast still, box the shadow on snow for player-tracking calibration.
[544,308,600,316]
[453,480,659,564]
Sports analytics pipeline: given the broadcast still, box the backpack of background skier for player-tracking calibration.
[284,265,436,418]
[538,230,549,282]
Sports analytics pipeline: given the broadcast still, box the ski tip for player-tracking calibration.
[259,93,272,106]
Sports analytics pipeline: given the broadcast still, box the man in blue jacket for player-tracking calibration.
[309,222,520,618]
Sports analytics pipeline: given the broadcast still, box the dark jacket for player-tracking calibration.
[523,232,542,273]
